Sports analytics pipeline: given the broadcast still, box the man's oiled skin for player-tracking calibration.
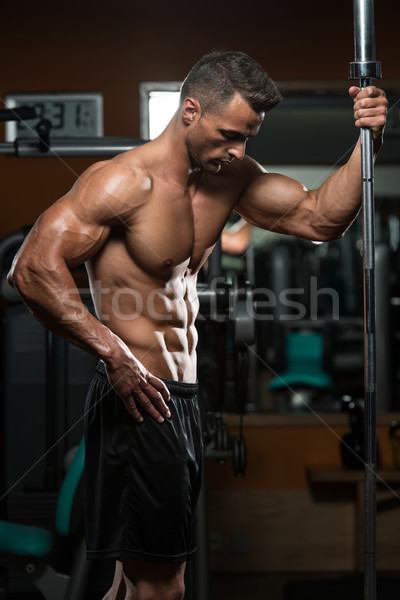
[9,86,387,425]
[8,85,387,598]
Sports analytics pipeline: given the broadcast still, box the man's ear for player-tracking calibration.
[182,97,201,125]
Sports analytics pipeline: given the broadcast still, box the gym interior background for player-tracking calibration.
[1,0,400,598]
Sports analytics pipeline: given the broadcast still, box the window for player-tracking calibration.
[139,81,181,140]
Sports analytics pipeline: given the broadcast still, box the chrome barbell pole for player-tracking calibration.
[349,1,382,599]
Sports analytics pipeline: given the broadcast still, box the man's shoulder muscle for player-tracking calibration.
[25,152,151,268]
[66,153,150,226]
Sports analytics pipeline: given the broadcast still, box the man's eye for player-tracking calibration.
[222,132,237,140]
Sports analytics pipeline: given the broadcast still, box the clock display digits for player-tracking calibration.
[52,103,65,129]
[5,93,103,141]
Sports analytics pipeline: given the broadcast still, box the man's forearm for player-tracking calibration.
[311,85,386,240]
[8,259,125,366]
[311,136,372,239]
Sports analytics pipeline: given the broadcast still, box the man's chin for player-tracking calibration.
[190,155,223,175]
[201,159,225,174]
[205,163,222,175]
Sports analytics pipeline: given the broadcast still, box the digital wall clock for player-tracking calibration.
[4,92,103,141]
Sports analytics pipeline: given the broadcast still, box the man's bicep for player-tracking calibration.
[235,172,315,235]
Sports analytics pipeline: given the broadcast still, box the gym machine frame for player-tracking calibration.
[349,1,382,599]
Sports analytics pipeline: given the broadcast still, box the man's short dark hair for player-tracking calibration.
[180,50,283,115]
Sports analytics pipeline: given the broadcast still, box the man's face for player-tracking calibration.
[185,93,264,174]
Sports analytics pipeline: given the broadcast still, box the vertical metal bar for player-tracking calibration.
[353,0,377,62]
[350,1,382,599]
[360,106,377,600]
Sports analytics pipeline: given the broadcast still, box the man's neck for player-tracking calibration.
[151,119,202,191]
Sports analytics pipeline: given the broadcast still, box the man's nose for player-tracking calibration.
[228,140,246,160]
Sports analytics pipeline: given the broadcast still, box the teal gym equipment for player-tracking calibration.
[0,438,89,600]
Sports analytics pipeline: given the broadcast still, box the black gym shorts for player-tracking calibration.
[83,361,204,564]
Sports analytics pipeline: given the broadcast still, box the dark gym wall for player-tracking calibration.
[0,0,398,239]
